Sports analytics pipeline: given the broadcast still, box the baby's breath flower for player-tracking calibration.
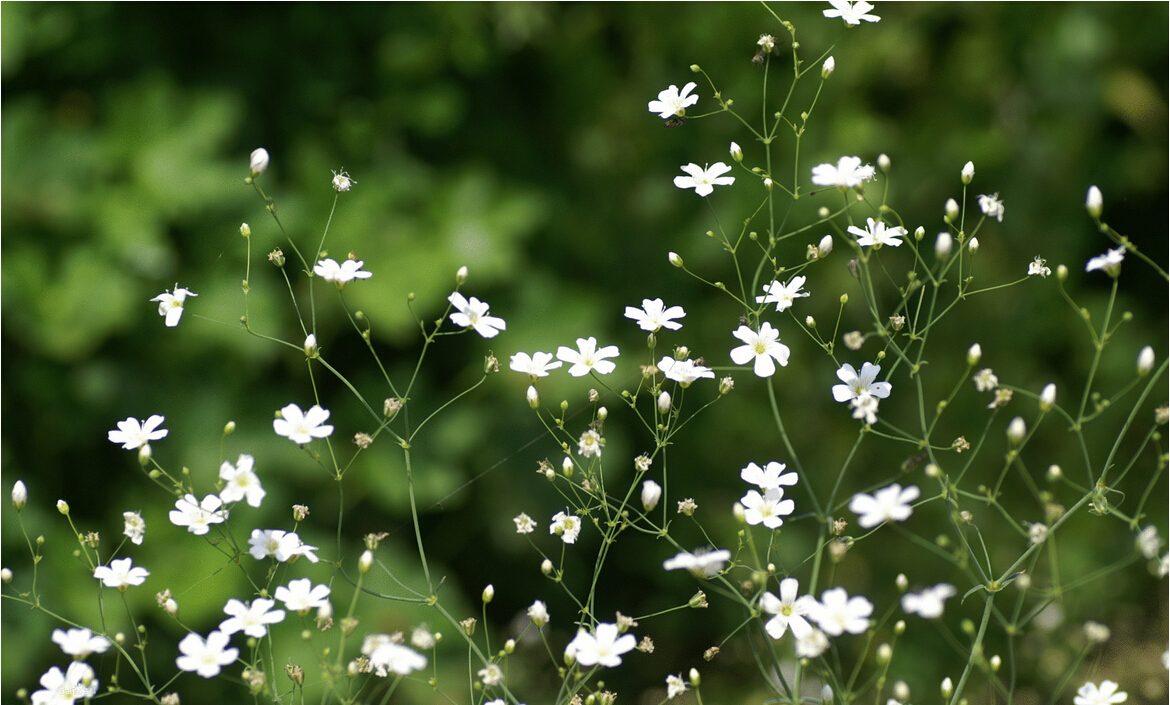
[978,193,1005,222]
[843,331,865,351]
[1083,621,1111,644]
[123,511,146,545]
[550,511,581,544]
[677,498,698,516]
[674,162,735,197]
[973,368,998,392]
[812,156,876,190]
[1029,523,1048,544]
[850,484,919,528]
[331,169,355,192]
[822,1,881,26]
[1028,256,1051,278]
[648,82,699,119]
[578,429,602,458]
[513,513,537,534]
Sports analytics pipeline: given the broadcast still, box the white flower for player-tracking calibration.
[249,148,269,176]
[362,634,428,676]
[248,529,319,563]
[625,298,686,332]
[740,488,794,529]
[667,673,688,698]
[313,258,372,287]
[810,587,873,636]
[1138,526,1163,560]
[176,630,239,678]
[973,368,998,392]
[169,493,228,536]
[811,156,876,189]
[108,415,168,450]
[794,627,830,658]
[51,627,111,658]
[273,403,334,444]
[93,557,149,589]
[275,578,331,614]
[478,663,504,686]
[219,597,285,638]
[550,511,582,544]
[760,577,818,640]
[448,292,506,338]
[648,82,699,119]
[822,0,880,25]
[578,429,602,458]
[411,625,436,650]
[848,218,905,248]
[756,276,810,312]
[832,362,892,403]
[32,662,98,704]
[510,351,562,377]
[978,193,1005,222]
[1085,185,1103,218]
[150,285,197,327]
[557,337,620,377]
[1086,246,1126,275]
[331,169,355,192]
[674,162,735,197]
[528,600,550,627]
[1029,522,1049,544]
[122,511,146,545]
[513,513,537,534]
[901,583,956,618]
[851,394,880,425]
[662,548,731,577]
[566,623,636,667]
[1028,256,1051,278]
[849,484,920,529]
[740,461,797,492]
[658,357,714,386]
[218,454,265,508]
[730,322,791,378]
[1074,681,1128,705]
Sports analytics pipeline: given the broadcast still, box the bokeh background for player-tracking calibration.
[2,3,1166,703]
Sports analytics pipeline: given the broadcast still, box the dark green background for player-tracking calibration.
[3,3,1166,703]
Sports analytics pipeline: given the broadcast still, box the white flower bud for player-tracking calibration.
[304,334,318,358]
[877,153,891,173]
[893,680,911,702]
[1047,464,1062,481]
[1007,417,1027,445]
[239,222,251,237]
[250,148,270,177]
[945,198,960,222]
[541,558,553,575]
[967,343,982,366]
[668,252,684,268]
[729,142,743,163]
[821,685,834,704]
[359,550,374,574]
[1039,383,1056,411]
[597,406,607,421]
[732,501,746,522]
[164,598,179,617]
[641,480,662,511]
[658,391,671,415]
[11,481,26,511]
[1137,346,1155,376]
[482,584,494,604]
[935,232,953,259]
[0,568,11,583]
[1085,185,1103,218]
[56,500,69,515]
[821,56,835,79]
[527,385,540,409]
[941,677,954,699]
[877,643,892,663]
[895,573,908,592]
[456,265,469,285]
[989,654,1001,672]
[967,236,980,253]
[818,234,834,257]
[961,161,975,184]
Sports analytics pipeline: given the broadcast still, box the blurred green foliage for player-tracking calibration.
[2,3,1166,703]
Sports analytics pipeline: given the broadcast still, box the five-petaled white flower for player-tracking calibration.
[662,548,732,577]
[851,394,880,425]
[832,362,892,403]
[811,156,876,189]
[1085,247,1126,275]
[550,511,582,544]
[275,578,331,614]
[557,337,620,377]
[647,82,699,119]
[674,162,735,197]
[52,627,111,658]
[730,322,791,378]
[273,403,334,445]
[151,285,197,327]
[510,351,563,378]
[566,622,637,668]
[978,193,1005,222]
[810,587,873,636]
[740,461,798,492]
[362,635,428,677]
[739,488,794,529]
[123,510,146,545]
[93,557,149,590]
[625,298,686,332]
[313,258,372,288]
[760,577,818,640]
[822,0,881,25]
[1074,681,1128,705]
[218,454,266,508]
[849,483,920,529]
[1028,256,1051,278]
[108,415,169,450]
[756,276,810,312]
[478,663,504,686]
[32,662,98,704]
[220,597,285,638]
[248,528,320,563]
[667,673,688,699]
[448,292,506,338]
[848,218,905,248]
[578,429,603,458]
[658,357,715,386]
[973,368,998,392]
[513,513,537,534]
[169,493,228,535]
[901,583,956,619]
[176,630,238,678]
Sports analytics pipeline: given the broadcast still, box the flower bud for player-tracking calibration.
[11,481,26,511]
[821,685,834,704]
[1137,346,1155,376]
[0,568,11,583]
[990,655,1001,672]
[1039,383,1056,411]
[527,385,540,409]
[912,225,924,242]
[893,680,910,702]
[482,584,494,603]
[894,619,906,635]
[878,153,891,173]
[935,232,953,259]
[817,234,834,257]
[1085,185,1103,218]
[729,142,743,163]
[821,56,835,79]
[1007,417,1026,445]
[945,198,959,222]
[240,223,251,238]
[359,550,374,574]
[597,406,607,422]
[56,500,69,515]
[967,237,979,254]
[304,334,318,358]
[641,480,662,511]
[961,161,975,184]
[719,376,734,395]
[250,148,269,177]
[165,598,179,617]
[657,391,671,415]
[668,252,684,268]
[941,677,954,699]
[689,668,701,687]
[896,573,908,592]
[562,456,574,477]
[967,343,982,366]
[541,558,553,575]
[876,643,892,664]
[733,501,746,523]
[456,265,468,285]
